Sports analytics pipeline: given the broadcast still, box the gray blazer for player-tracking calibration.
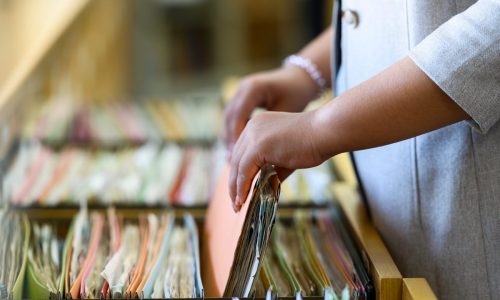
[334,0,500,298]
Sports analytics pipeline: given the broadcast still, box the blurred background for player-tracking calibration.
[0,0,332,97]
[0,0,344,209]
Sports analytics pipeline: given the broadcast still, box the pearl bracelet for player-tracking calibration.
[283,54,327,94]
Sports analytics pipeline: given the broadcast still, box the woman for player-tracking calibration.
[223,0,499,299]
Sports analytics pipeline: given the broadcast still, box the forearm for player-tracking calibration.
[297,27,332,88]
[313,57,469,157]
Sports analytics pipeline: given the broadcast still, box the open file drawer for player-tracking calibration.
[14,186,436,300]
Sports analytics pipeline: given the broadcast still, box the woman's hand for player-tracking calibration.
[229,110,326,211]
[227,57,469,211]
[223,67,319,154]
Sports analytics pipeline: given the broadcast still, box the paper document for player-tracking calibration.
[202,164,280,297]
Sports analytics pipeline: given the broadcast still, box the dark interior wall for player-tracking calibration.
[132,0,329,97]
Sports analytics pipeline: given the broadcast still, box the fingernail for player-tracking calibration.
[235,195,240,206]
[232,204,238,213]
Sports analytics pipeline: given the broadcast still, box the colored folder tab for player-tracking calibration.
[202,164,280,297]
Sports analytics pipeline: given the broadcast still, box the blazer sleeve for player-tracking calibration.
[409,0,500,134]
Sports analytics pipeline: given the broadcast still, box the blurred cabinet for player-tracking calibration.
[0,0,132,158]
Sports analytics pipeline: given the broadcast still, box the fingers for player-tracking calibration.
[229,129,261,212]
[231,153,292,212]
[227,110,324,213]
[229,130,245,210]
[235,156,260,211]
[229,142,240,212]
[223,79,265,152]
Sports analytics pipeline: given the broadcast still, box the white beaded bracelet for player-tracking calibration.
[283,54,327,94]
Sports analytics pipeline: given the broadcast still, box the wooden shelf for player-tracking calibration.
[403,278,438,300]
[0,0,89,108]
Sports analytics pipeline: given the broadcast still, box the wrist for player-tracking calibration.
[283,54,328,96]
[281,65,321,103]
[310,105,342,160]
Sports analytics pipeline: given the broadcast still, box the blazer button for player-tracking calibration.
[342,9,359,28]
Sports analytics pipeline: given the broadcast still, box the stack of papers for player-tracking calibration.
[23,209,203,299]
[3,141,335,208]
[3,142,225,207]
[202,164,281,297]
[22,97,222,145]
[280,161,335,204]
[253,209,374,299]
[26,222,63,298]
[200,166,371,299]
[0,210,29,300]
[3,185,374,299]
